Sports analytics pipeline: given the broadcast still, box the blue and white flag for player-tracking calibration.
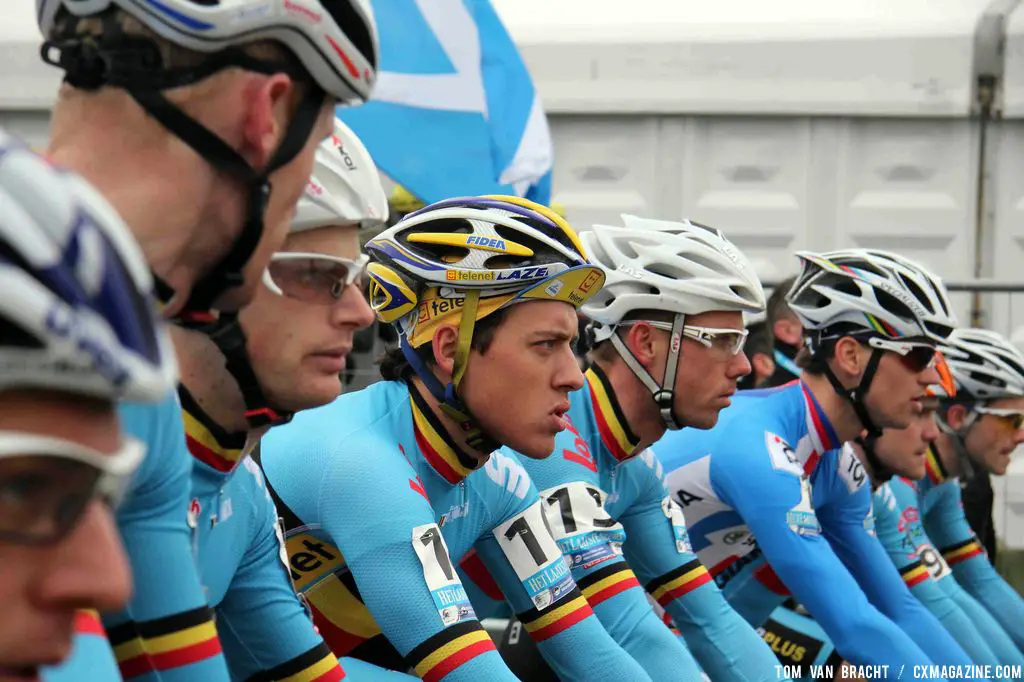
[338,0,553,205]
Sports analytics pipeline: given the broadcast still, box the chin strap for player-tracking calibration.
[607,313,686,430]
[819,339,885,441]
[936,410,979,482]
[400,291,499,453]
[200,314,293,429]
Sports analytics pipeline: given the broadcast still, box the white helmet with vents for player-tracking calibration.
[942,328,1024,401]
[580,216,765,342]
[293,119,388,233]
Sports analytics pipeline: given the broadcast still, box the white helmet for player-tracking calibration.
[787,249,957,344]
[581,216,766,342]
[0,131,177,402]
[293,119,388,233]
[942,328,1024,401]
[37,0,378,103]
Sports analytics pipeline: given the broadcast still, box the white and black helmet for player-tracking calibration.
[0,131,176,402]
[787,248,957,344]
[942,328,1024,401]
[292,118,388,234]
[581,215,766,342]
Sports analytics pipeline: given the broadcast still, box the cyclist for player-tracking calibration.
[657,249,980,679]
[36,1,379,679]
[0,137,175,679]
[171,120,417,681]
[913,328,1024,650]
[764,277,801,387]
[259,196,659,681]
[464,216,785,681]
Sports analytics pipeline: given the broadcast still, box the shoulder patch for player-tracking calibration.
[837,443,868,493]
[765,432,802,477]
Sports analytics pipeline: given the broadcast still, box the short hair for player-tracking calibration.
[766,276,797,328]
[745,321,774,360]
[378,308,511,381]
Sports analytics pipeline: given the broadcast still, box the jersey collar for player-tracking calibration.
[408,385,481,485]
[925,445,949,485]
[585,364,641,462]
[800,381,841,474]
[179,385,248,474]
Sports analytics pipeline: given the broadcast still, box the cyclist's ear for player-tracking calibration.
[431,325,459,378]
[944,403,969,430]
[830,336,864,379]
[621,322,660,371]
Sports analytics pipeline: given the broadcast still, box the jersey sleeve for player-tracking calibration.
[215,461,344,682]
[104,396,231,682]
[872,481,1003,668]
[317,440,518,682]
[938,576,1024,667]
[818,480,980,678]
[471,451,655,682]
[617,451,783,682]
[924,481,1024,651]
[715,435,941,675]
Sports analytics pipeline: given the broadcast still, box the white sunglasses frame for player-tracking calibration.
[262,252,370,301]
[620,321,750,356]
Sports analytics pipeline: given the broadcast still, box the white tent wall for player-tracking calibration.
[2,1,1023,543]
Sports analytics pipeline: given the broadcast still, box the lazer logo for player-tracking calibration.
[496,266,548,281]
[466,236,507,250]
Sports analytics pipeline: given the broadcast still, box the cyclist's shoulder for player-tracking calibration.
[117,388,183,444]
[263,380,408,460]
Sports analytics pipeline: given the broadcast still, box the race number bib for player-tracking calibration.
[540,482,625,570]
[494,501,576,610]
[916,543,953,581]
[411,523,476,626]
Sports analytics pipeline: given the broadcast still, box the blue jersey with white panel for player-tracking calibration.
[45,393,231,682]
[461,365,783,682]
[656,381,978,679]
[259,379,652,682]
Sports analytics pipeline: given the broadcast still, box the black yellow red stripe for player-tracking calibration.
[942,538,984,567]
[586,365,639,462]
[406,621,496,682]
[409,389,479,484]
[899,561,930,588]
[109,607,222,679]
[646,559,713,606]
[753,562,791,596]
[244,642,344,682]
[925,447,947,485]
[306,574,382,656]
[518,588,594,641]
[576,561,641,607]
[74,610,106,637]
[179,387,246,472]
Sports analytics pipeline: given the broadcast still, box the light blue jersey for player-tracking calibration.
[259,379,653,682]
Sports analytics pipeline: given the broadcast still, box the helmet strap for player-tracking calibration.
[822,345,884,440]
[400,292,499,453]
[610,313,686,430]
[936,408,979,481]
[201,314,293,429]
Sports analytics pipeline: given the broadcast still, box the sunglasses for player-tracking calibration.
[623,321,749,356]
[866,337,939,373]
[973,406,1024,431]
[263,253,370,306]
[0,432,144,545]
